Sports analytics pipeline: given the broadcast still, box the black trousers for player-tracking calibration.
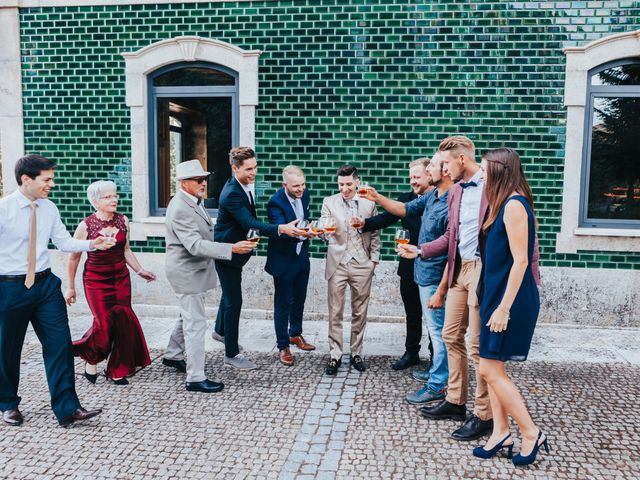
[399,276,433,359]
[214,261,243,358]
[0,273,81,421]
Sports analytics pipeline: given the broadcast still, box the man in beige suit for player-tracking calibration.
[321,165,380,375]
[162,160,255,393]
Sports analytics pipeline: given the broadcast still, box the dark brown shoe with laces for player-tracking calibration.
[289,335,316,351]
[58,407,102,428]
[279,347,294,366]
[2,408,24,426]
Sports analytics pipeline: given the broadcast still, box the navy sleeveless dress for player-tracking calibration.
[479,196,539,362]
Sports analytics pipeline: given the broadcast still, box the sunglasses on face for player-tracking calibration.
[189,177,208,184]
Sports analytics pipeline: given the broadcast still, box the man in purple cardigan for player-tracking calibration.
[412,136,493,441]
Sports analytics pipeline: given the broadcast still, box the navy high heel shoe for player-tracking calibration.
[472,433,514,459]
[512,430,550,466]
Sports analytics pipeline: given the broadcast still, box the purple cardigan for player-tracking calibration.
[421,183,540,288]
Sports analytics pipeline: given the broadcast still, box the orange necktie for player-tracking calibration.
[24,202,37,289]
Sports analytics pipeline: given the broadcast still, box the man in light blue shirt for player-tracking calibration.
[0,154,108,427]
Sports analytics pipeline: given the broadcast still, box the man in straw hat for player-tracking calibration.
[162,159,256,393]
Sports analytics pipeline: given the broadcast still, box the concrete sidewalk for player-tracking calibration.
[50,313,640,366]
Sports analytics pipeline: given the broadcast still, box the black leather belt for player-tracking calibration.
[0,268,51,282]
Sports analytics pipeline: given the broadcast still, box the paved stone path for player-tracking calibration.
[1,338,639,479]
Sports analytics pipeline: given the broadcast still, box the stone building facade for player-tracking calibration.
[1,1,639,326]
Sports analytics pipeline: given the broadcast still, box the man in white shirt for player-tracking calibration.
[0,154,109,427]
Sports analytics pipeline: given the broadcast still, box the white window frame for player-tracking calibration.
[557,29,640,253]
[122,36,260,240]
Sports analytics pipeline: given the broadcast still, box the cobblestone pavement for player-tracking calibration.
[1,344,639,479]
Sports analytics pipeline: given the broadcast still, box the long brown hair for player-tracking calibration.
[482,148,536,232]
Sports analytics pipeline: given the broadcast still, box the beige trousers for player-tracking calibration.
[327,259,375,360]
[442,259,492,421]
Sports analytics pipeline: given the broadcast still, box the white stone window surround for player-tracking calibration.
[122,36,260,240]
[557,29,640,254]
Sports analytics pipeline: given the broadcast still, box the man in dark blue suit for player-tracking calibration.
[213,147,303,370]
[361,159,435,370]
[265,166,317,366]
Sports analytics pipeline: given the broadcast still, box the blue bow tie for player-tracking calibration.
[460,181,477,189]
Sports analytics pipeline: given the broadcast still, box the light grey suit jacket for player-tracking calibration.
[321,193,381,281]
[165,190,233,294]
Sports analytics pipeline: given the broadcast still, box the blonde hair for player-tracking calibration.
[409,157,430,169]
[438,135,475,161]
[282,165,305,182]
[87,180,117,207]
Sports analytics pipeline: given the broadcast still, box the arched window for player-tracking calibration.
[122,36,260,240]
[580,59,640,229]
[149,62,239,215]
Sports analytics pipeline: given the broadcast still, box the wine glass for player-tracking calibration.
[358,181,369,196]
[103,228,118,247]
[395,229,410,245]
[323,217,337,234]
[310,219,325,234]
[297,219,310,232]
[247,228,260,244]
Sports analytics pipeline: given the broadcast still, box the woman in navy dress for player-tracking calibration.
[472,148,549,466]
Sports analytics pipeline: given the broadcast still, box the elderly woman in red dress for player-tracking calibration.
[65,180,155,385]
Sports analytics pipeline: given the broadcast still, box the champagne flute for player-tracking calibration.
[395,229,410,245]
[247,228,261,244]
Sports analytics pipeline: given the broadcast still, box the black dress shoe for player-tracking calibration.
[162,358,187,373]
[59,407,102,428]
[420,399,466,421]
[84,371,98,384]
[325,358,341,375]
[186,379,224,393]
[2,408,24,426]
[391,351,420,371]
[350,355,366,372]
[451,414,493,441]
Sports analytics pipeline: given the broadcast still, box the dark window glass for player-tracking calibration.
[153,67,235,87]
[587,95,640,221]
[591,63,640,86]
[156,97,232,209]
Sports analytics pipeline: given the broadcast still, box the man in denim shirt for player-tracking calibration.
[363,152,453,404]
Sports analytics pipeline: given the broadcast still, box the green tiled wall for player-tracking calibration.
[18,1,640,265]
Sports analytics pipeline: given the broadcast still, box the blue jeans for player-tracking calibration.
[419,284,448,392]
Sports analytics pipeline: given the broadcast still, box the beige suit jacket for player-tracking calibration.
[165,190,233,294]
[321,193,381,281]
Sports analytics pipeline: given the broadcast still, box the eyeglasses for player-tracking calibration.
[100,194,119,201]
[189,177,208,184]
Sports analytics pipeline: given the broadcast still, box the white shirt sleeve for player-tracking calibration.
[49,204,93,253]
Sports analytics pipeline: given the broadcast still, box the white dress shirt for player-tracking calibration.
[0,190,93,275]
[239,182,255,205]
[285,190,305,254]
[180,188,210,220]
[458,169,484,261]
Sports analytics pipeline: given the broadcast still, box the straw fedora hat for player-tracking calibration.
[176,160,210,180]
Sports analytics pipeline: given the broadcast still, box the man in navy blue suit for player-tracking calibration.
[213,147,303,370]
[265,166,317,366]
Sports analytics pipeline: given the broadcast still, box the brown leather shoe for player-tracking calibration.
[59,407,102,428]
[2,408,24,426]
[289,335,316,351]
[279,347,294,366]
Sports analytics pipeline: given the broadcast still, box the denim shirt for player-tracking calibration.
[404,189,449,287]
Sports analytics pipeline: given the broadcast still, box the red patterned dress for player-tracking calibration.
[72,213,151,379]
